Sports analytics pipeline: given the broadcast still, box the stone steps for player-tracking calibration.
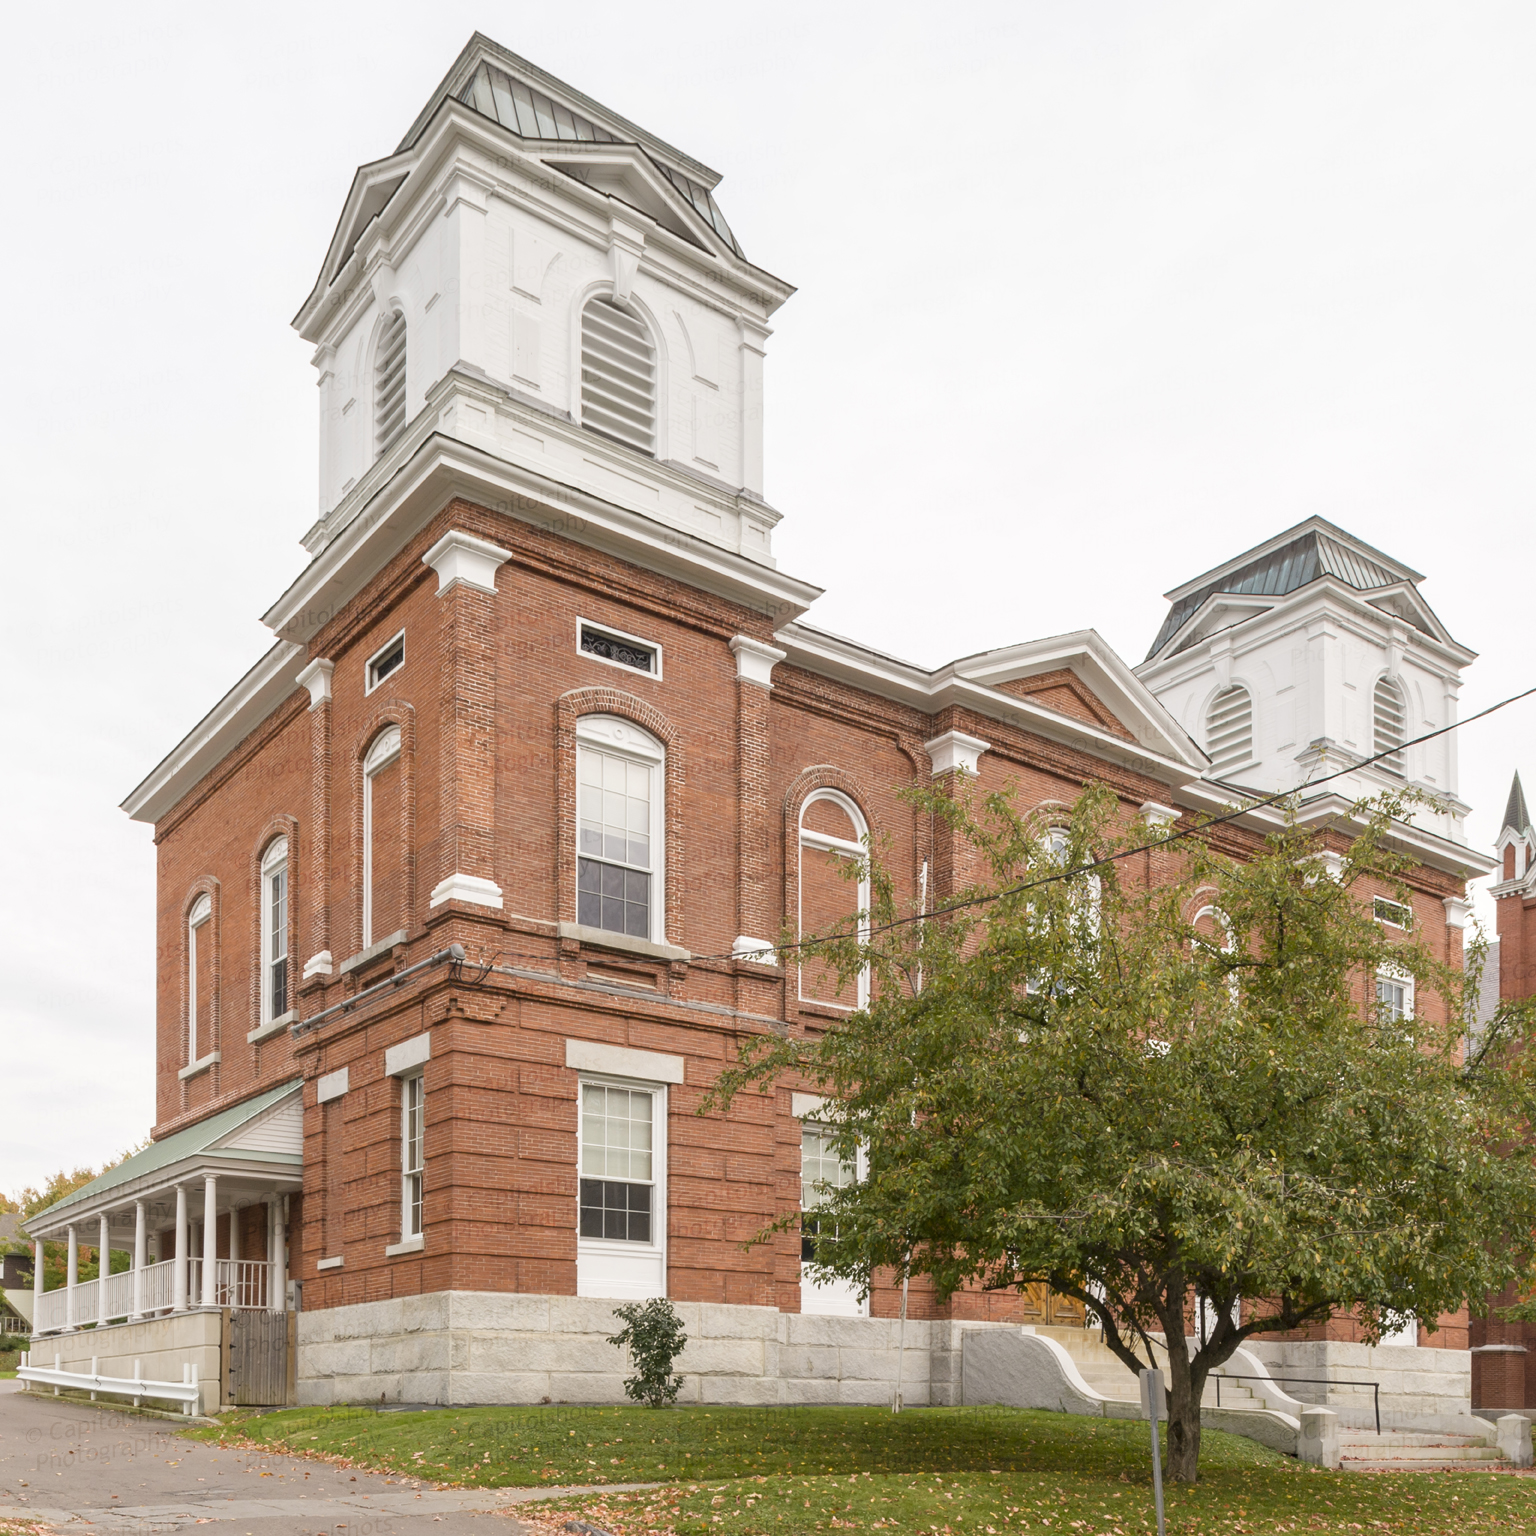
[1340,1431,1506,1472]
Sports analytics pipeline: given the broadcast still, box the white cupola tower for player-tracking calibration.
[291,34,793,581]
[1136,518,1475,846]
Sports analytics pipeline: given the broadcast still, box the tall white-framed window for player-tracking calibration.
[1375,966,1414,1023]
[1192,903,1237,1002]
[798,789,870,1009]
[580,296,656,454]
[260,837,289,1024]
[799,1121,866,1317]
[374,309,408,454]
[575,715,665,943]
[1373,676,1407,776]
[576,1077,666,1299]
[362,724,403,949]
[187,893,212,1064]
[400,1070,425,1240]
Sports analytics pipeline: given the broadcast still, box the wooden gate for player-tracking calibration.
[226,1310,290,1406]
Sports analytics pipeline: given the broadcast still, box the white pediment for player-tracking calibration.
[212,1088,304,1156]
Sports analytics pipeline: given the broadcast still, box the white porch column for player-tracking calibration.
[65,1226,78,1329]
[276,1195,289,1312]
[32,1237,44,1318]
[172,1186,188,1311]
[97,1213,110,1326]
[131,1201,146,1321]
[229,1204,240,1263]
[201,1177,217,1308]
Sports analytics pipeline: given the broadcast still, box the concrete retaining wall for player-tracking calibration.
[1247,1340,1485,1438]
[296,1292,1018,1408]
[25,1311,223,1415]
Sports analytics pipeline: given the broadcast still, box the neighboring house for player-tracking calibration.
[20,33,1492,1412]
[1,1214,34,1328]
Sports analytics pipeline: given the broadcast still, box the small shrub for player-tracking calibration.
[607,1298,687,1407]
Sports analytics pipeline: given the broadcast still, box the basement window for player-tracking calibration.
[1373,896,1412,930]
[366,633,405,693]
[579,622,659,677]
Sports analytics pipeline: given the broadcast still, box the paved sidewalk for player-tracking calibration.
[0,1381,620,1534]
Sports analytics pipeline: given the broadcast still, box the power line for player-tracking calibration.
[701,682,1536,968]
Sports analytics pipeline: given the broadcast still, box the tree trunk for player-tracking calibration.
[1162,1306,1203,1483]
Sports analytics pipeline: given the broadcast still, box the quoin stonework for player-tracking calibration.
[16,34,1497,1425]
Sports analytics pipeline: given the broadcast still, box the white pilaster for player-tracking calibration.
[173,1186,188,1312]
[422,530,513,596]
[297,658,334,709]
[729,635,786,689]
[97,1214,110,1327]
[924,730,990,778]
[33,1238,44,1318]
[132,1201,146,1321]
[201,1178,218,1308]
[65,1226,77,1330]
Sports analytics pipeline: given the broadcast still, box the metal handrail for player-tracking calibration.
[1212,1370,1381,1435]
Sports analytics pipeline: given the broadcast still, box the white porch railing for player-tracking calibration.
[30,1258,276,1334]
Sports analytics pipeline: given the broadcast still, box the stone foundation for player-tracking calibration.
[296,1292,1016,1408]
[25,1310,224,1416]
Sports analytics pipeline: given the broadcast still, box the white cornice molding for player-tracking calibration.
[422,529,513,595]
[296,658,334,709]
[265,430,822,646]
[120,642,307,825]
[775,624,1205,784]
[729,635,786,688]
[924,730,989,777]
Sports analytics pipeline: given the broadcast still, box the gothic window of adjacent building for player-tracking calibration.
[580,296,655,454]
[187,893,212,1064]
[373,309,408,454]
[260,837,289,1024]
[1373,676,1407,776]
[576,716,664,942]
[798,790,870,1010]
[362,725,404,949]
[1204,685,1253,772]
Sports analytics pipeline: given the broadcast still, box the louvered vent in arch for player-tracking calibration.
[1205,686,1254,772]
[1374,676,1407,775]
[373,310,408,453]
[581,297,655,454]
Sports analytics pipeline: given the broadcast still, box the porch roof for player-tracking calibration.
[27,1082,304,1238]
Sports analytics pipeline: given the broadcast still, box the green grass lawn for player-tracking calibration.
[191,1403,1536,1533]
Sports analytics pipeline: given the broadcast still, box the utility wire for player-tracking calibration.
[697,682,1536,967]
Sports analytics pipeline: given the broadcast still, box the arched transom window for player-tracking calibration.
[798,790,870,1009]
[187,893,212,1065]
[260,837,289,1024]
[363,726,403,949]
[576,715,665,943]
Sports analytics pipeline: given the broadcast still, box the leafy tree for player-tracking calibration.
[608,1298,688,1407]
[2,1154,144,1291]
[708,782,1536,1482]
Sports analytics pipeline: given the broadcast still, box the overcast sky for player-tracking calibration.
[2,2,1531,1196]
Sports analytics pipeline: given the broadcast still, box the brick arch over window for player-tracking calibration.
[179,876,221,1104]
[249,816,299,1031]
[556,687,685,944]
[349,705,417,958]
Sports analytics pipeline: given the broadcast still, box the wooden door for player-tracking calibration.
[228,1311,290,1405]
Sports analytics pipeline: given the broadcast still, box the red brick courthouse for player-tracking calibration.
[21,36,1493,1420]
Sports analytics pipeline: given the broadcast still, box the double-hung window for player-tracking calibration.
[400,1071,425,1240]
[1376,967,1413,1023]
[797,790,870,1008]
[260,837,289,1023]
[187,893,212,1065]
[363,725,403,949]
[575,716,664,943]
[576,1078,666,1298]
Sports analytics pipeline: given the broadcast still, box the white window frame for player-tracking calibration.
[1375,965,1414,1023]
[797,789,871,1009]
[576,618,663,679]
[574,715,666,945]
[362,725,403,949]
[798,1119,868,1317]
[365,631,405,694]
[1373,895,1412,930]
[575,1073,667,1299]
[260,837,290,1025]
[187,893,212,1064]
[400,1069,425,1241]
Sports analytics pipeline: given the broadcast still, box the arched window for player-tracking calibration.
[1373,676,1407,776]
[187,893,212,1065]
[1205,685,1253,772]
[580,296,656,454]
[798,790,870,1009]
[260,838,289,1025]
[373,310,408,453]
[576,715,665,942]
[363,726,403,949]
